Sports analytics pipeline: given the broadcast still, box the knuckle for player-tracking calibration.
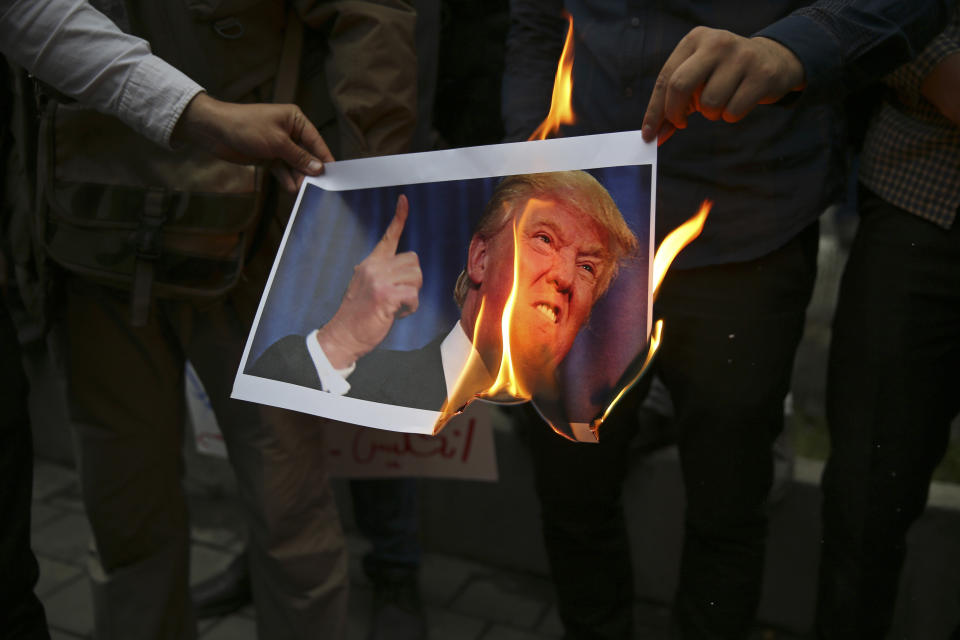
[653,73,671,93]
[667,74,691,95]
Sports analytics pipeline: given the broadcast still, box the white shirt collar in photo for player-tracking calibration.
[440,321,481,400]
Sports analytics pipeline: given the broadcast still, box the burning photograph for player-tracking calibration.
[233,134,656,440]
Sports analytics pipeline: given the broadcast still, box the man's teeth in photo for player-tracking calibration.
[535,303,559,323]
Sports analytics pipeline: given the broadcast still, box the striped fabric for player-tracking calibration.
[859,5,960,228]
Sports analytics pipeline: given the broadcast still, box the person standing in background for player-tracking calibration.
[503,1,949,637]
[2,0,417,638]
[816,3,960,636]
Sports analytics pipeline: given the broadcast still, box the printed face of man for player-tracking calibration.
[468,197,612,392]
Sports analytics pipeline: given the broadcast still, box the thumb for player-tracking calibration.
[275,137,326,177]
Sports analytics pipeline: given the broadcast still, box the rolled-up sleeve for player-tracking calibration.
[0,0,203,147]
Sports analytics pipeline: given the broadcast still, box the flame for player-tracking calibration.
[651,200,711,300]
[528,11,576,141]
[588,201,711,438]
[433,211,533,433]
[483,217,530,400]
[590,319,663,436]
[434,298,493,433]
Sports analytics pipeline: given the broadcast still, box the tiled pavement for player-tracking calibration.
[31,458,806,640]
[28,458,584,640]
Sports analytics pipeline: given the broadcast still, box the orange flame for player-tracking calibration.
[589,319,663,437]
[433,210,533,433]
[587,202,711,437]
[651,200,711,300]
[483,217,531,400]
[528,11,576,141]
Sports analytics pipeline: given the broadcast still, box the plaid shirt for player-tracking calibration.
[859,4,960,228]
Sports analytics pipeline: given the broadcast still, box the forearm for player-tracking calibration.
[917,6,960,123]
[756,0,952,100]
[0,0,202,147]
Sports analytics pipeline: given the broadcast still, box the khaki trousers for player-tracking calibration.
[62,276,346,640]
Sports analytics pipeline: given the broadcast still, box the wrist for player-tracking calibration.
[315,323,366,369]
[170,92,221,148]
[754,36,807,92]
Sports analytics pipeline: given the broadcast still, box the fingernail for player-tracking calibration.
[307,160,323,173]
[641,124,653,140]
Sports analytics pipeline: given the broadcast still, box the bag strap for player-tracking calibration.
[130,188,166,325]
[273,10,303,104]
[128,8,304,325]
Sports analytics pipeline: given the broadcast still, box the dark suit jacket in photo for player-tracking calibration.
[248,334,448,411]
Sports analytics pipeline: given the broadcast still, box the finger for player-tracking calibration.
[656,122,677,146]
[698,62,745,121]
[641,32,700,140]
[722,76,769,122]
[298,119,335,165]
[269,162,298,193]
[388,252,423,288]
[275,135,326,178]
[370,194,409,258]
[393,284,420,317]
[662,52,717,129]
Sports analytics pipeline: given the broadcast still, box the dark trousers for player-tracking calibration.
[350,478,421,579]
[528,224,818,640]
[63,277,347,640]
[0,297,50,640]
[816,189,960,638]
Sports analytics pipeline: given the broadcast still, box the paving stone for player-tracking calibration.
[32,513,92,566]
[47,493,86,514]
[200,615,257,640]
[480,624,551,640]
[36,557,83,598]
[450,576,549,630]
[345,583,371,640]
[633,599,673,636]
[426,605,486,640]
[535,605,564,638]
[189,544,234,585]
[345,534,370,586]
[42,576,94,636]
[33,462,77,500]
[31,503,63,531]
[197,617,220,635]
[420,552,492,607]
[345,532,369,557]
[190,526,239,549]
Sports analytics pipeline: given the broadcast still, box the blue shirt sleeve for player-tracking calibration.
[756,0,952,100]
